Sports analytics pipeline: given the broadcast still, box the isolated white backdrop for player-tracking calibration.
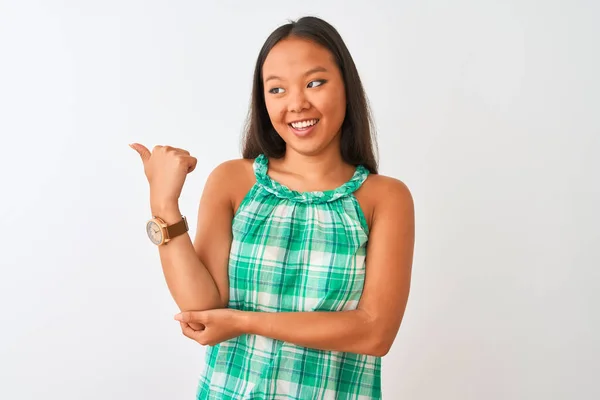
[0,0,598,399]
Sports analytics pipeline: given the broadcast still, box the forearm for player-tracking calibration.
[242,309,387,357]
[153,203,223,313]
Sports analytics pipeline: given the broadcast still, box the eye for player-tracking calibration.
[307,79,327,88]
[268,87,285,94]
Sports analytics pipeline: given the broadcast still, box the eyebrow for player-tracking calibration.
[264,66,328,83]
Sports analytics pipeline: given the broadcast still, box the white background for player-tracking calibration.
[1,0,598,399]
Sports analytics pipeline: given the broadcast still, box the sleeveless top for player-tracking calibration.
[196,154,381,399]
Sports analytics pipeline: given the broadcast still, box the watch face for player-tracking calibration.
[146,220,163,245]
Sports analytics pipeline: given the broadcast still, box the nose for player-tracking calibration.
[287,89,310,113]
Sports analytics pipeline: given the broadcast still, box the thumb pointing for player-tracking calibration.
[129,143,151,162]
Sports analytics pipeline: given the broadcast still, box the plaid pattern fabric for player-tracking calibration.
[197,154,381,399]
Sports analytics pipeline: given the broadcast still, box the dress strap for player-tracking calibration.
[253,154,369,204]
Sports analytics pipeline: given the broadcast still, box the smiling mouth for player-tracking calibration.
[288,118,320,130]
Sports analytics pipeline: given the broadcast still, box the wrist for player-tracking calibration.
[239,311,269,337]
[150,203,182,224]
[236,310,255,335]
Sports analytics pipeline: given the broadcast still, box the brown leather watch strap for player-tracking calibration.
[166,216,188,240]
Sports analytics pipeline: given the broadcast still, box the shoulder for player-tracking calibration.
[203,158,256,211]
[203,158,255,191]
[365,174,413,205]
[370,174,413,217]
[207,158,254,180]
[356,173,414,228]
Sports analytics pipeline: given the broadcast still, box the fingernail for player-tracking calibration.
[174,313,182,321]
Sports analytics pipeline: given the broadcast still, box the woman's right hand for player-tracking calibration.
[129,143,198,209]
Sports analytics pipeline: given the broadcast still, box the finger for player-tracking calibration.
[177,156,197,174]
[175,311,204,324]
[181,321,206,334]
[161,145,189,156]
[180,321,196,334]
[187,156,198,173]
[180,322,196,339]
[180,322,207,344]
[129,143,151,162]
[172,147,190,156]
[179,321,205,332]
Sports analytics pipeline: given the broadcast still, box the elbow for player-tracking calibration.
[359,317,397,357]
[354,310,399,357]
[364,336,394,357]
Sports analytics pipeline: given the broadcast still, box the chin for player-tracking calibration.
[286,138,341,157]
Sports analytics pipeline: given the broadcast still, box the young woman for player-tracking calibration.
[131,16,414,400]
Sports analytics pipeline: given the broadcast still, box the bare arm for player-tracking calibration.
[241,178,414,355]
[154,162,235,328]
[176,176,415,355]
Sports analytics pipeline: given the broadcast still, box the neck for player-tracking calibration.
[279,147,348,180]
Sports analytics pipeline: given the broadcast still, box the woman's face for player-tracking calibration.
[262,36,347,157]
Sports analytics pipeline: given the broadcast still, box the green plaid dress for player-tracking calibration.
[196,154,381,399]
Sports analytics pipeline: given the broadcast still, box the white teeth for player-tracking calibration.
[290,119,318,129]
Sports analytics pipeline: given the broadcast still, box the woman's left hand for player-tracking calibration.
[174,308,245,346]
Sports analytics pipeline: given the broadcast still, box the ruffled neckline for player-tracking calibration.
[253,154,369,204]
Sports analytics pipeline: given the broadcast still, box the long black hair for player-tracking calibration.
[241,16,378,174]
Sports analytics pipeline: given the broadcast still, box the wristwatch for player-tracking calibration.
[146,215,188,245]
